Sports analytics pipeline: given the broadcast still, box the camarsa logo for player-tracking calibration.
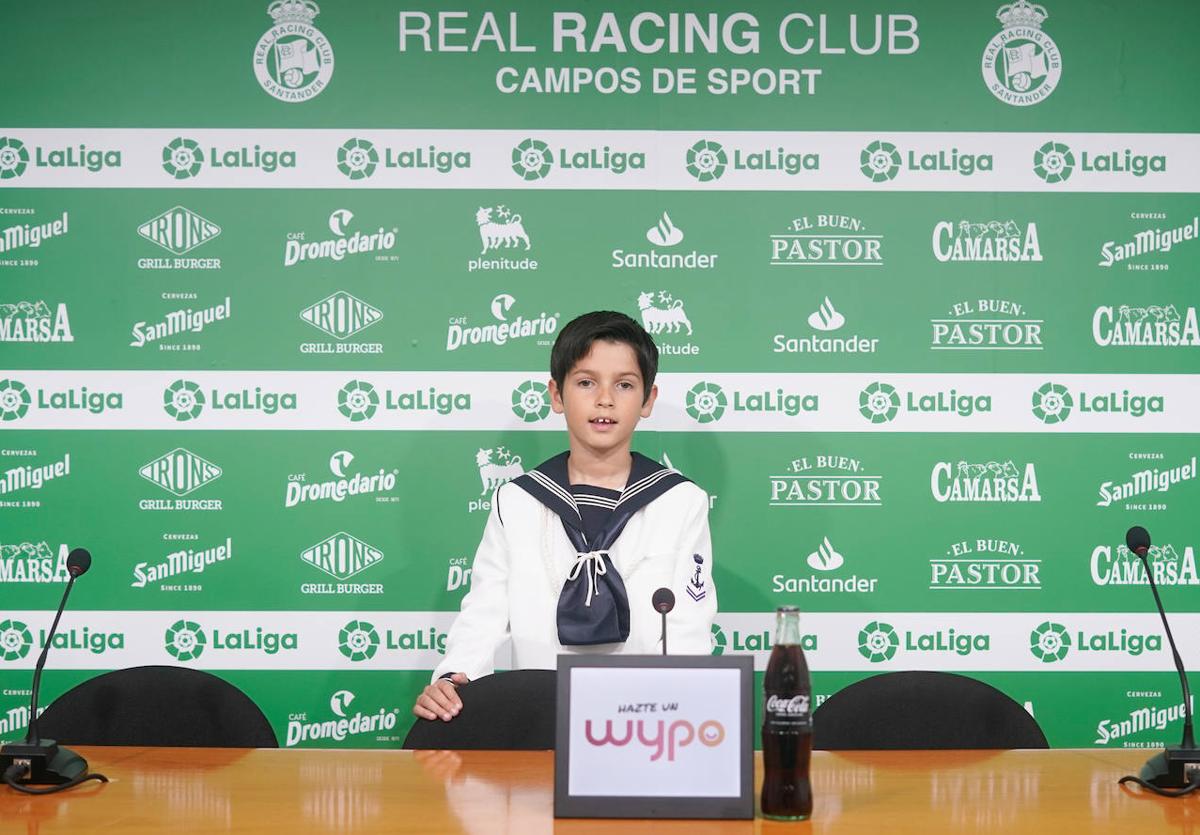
[0,301,73,343]
[932,220,1042,262]
[253,0,334,103]
[931,460,1041,503]
[1092,304,1199,347]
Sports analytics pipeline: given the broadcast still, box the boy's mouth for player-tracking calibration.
[589,417,618,426]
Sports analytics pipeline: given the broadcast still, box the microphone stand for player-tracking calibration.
[1,572,106,792]
[1118,551,1200,796]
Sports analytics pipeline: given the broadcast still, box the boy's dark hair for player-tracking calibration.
[550,311,659,402]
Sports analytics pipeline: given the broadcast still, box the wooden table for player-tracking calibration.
[1,748,1194,833]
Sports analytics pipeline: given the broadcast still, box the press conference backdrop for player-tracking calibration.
[1,0,1198,751]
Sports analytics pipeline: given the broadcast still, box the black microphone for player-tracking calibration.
[652,588,675,656]
[1117,527,1200,796]
[1,547,107,793]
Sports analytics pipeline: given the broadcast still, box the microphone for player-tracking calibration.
[1117,527,1200,796]
[1,547,108,793]
[652,588,674,656]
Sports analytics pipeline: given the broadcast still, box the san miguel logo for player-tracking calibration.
[1096,454,1196,509]
[254,0,334,102]
[981,1,1061,106]
[0,211,69,256]
[1098,217,1197,269]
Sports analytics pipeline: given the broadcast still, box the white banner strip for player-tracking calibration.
[0,370,1195,432]
[0,129,1195,192]
[0,610,1194,673]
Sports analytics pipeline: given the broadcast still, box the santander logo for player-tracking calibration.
[584,718,726,761]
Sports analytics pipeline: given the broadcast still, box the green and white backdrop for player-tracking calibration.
[1,0,1197,750]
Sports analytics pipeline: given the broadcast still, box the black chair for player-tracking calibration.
[813,671,1048,750]
[403,670,556,750]
[37,666,278,747]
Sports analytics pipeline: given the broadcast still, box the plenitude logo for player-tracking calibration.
[929,538,1041,590]
[931,298,1043,351]
[613,212,718,270]
[772,536,879,594]
[931,459,1041,503]
[1092,304,1199,347]
[0,301,73,343]
[0,211,70,258]
[685,138,818,183]
[859,381,991,424]
[284,209,397,267]
[300,532,385,595]
[136,206,221,270]
[299,290,384,354]
[284,450,398,508]
[685,381,818,424]
[253,0,335,103]
[162,136,296,180]
[138,447,223,511]
[446,293,558,352]
[512,137,643,181]
[636,290,700,357]
[773,297,879,355]
[981,0,1062,106]
[336,380,471,422]
[1091,542,1198,587]
[769,454,883,508]
[932,219,1042,262]
[1096,454,1195,509]
[861,139,992,181]
[471,205,537,271]
[0,136,120,179]
[470,445,524,513]
[130,297,231,350]
[769,213,883,266]
[336,137,470,180]
[131,537,233,589]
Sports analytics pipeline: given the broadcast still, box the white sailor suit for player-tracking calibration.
[433,452,717,681]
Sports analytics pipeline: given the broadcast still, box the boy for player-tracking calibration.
[413,310,716,722]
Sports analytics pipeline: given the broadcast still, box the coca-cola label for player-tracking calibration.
[764,693,812,733]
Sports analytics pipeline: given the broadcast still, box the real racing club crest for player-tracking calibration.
[253,0,334,103]
[981,1,1062,107]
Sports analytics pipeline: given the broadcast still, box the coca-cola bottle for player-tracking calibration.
[761,605,813,820]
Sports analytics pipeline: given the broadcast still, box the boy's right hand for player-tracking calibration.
[413,672,468,722]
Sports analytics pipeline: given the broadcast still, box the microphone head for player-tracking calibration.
[66,547,92,577]
[652,587,675,614]
[1125,526,1151,557]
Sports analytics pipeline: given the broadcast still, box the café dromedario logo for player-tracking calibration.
[981,1,1062,106]
[253,1,334,102]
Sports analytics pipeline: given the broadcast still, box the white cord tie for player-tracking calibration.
[567,551,609,607]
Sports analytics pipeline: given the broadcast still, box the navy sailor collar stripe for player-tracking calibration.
[511,451,691,646]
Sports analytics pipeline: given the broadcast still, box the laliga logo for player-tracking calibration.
[585,718,726,762]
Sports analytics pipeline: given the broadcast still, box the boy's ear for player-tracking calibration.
[548,378,565,414]
[640,383,658,418]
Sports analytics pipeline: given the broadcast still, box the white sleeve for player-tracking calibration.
[432,488,511,682]
[665,488,718,655]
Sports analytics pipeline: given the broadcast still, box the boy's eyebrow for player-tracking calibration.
[569,365,642,380]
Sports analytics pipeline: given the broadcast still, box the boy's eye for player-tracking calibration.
[577,379,593,388]
[617,381,634,390]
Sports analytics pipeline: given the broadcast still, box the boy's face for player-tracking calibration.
[549,340,657,457]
